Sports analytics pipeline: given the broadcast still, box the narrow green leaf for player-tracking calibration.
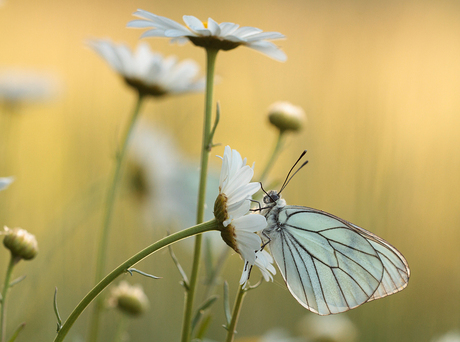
[194,314,212,340]
[126,268,161,279]
[168,245,189,290]
[207,101,221,151]
[223,281,232,326]
[54,287,62,332]
[191,295,218,332]
[8,322,25,342]
[9,275,26,288]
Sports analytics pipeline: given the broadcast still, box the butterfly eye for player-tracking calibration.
[263,195,272,204]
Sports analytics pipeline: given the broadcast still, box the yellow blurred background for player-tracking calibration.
[0,0,459,341]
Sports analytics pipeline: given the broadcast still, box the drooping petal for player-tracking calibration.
[244,31,285,42]
[247,40,287,62]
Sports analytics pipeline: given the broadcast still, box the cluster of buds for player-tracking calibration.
[2,226,38,262]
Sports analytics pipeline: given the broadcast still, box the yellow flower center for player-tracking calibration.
[202,21,208,28]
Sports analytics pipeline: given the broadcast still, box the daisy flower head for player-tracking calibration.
[0,68,59,109]
[88,39,205,97]
[127,10,287,62]
[214,146,266,267]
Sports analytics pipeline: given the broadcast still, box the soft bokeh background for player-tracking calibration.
[0,0,459,341]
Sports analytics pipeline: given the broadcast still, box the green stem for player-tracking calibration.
[53,219,219,342]
[88,94,144,342]
[225,285,247,342]
[181,47,218,342]
[258,131,285,184]
[113,315,128,342]
[1,255,18,342]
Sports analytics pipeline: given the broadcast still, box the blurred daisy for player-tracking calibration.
[0,177,13,191]
[0,69,59,109]
[214,146,267,271]
[127,120,218,226]
[298,314,358,342]
[127,120,226,256]
[431,330,460,342]
[128,11,287,61]
[88,40,205,97]
[259,328,302,342]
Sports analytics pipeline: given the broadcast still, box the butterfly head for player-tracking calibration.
[263,190,280,205]
[262,190,286,215]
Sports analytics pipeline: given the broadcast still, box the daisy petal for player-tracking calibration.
[127,20,157,28]
[245,31,285,42]
[247,40,287,62]
[182,15,204,29]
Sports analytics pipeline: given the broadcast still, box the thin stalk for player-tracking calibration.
[258,131,285,184]
[53,219,219,342]
[0,255,18,342]
[113,315,128,342]
[88,94,144,342]
[181,47,218,342]
[225,285,247,342]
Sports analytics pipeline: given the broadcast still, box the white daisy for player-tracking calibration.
[240,249,276,287]
[127,10,287,62]
[214,146,267,267]
[298,315,358,342]
[0,69,59,108]
[431,331,460,342]
[88,39,205,97]
[0,177,13,191]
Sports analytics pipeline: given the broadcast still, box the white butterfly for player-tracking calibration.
[259,153,410,315]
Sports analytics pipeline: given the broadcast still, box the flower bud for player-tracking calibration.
[107,281,149,316]
[268,101,306,133]
[2,227,38,260]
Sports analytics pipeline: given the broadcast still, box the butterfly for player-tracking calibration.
[259,151,410,315]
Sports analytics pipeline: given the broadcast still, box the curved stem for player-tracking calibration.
[88,94,144,342]
[225,285,247,342]
[181,47,218,342]
[0,255,18,342]
[54,219,219,342]
[258,131,285,184]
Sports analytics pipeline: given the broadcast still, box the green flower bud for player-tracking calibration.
[2,227,38,260]
[268,101,306,133]
[107,281,149,316]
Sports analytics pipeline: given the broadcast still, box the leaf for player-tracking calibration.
[191,295,219,332]
[223,281,231,326]
[8,322,25,342]
[168,245,189,290]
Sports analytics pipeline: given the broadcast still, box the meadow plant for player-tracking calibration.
[0,8,409,342]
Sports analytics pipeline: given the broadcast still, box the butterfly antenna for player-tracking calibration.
[260,182,276,202]
[279,150,308,194]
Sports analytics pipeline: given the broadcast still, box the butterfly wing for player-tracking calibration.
[264,205,410,315]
